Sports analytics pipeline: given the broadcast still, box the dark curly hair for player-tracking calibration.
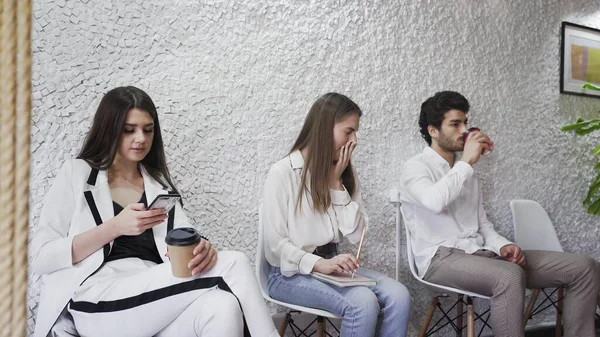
[419,91,470,145]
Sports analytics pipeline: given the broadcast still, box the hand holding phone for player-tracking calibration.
[109,203,168,236]
[148,194,181,213]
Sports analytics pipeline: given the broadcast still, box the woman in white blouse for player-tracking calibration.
[262,93,411,337]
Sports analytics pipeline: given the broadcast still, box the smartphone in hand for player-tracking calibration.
[148,194,181,213]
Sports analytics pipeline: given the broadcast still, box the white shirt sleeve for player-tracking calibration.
[477,185,512,254]
[262,165,321,276]
[30,161,77,275]
[331,185,368,244]
[401,160,474,214]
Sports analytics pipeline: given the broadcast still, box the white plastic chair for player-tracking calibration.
[510,200,563,253]
[510,199,564,337]
[391,194,491,337]
[256,205,341,337]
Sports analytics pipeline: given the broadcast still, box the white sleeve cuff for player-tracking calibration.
[298,252,322,275]
[453,161,474,180]
[32,235,76,275]
[490,239,514,256]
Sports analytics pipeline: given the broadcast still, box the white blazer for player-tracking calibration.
[30,159,193,337]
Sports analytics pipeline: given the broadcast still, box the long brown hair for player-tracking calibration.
[290,92,362,213]
[77,86,179,194]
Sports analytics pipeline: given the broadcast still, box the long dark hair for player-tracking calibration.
[290,92,362,213]
[77,86,179,194]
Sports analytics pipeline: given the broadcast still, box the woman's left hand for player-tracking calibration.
[188,239,218,276]
[330,141,356,189]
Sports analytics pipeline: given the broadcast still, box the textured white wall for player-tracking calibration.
[28,0,600,335]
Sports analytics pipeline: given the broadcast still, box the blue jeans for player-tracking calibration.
[268,266,411,337]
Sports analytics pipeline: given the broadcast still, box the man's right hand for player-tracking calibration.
[312,253,359,275]
[461,131,493,166]
[108,203,168,236]
[500,244,526,267]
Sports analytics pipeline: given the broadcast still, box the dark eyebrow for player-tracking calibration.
[125,123,154,127]
[448,119,466,124]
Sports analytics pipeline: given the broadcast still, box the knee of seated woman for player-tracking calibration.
[214,291,243,317]
[381,281,412,307]
[194,290,243,326]
[347,287,380,314]
[219,250,251,266]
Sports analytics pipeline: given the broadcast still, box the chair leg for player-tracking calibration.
[278,312,291,336]
[523,288,540,329]
[316,316,325,337]
[456,295,464,337]
[466,297,474,337]
[555,287,564,337]
[419,296,439,337]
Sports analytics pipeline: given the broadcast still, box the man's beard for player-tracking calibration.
[437,131,463,152]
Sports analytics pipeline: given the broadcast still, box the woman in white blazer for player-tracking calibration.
[262,93,411,337]
[30,86,277,337]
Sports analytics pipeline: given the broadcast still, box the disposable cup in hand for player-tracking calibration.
[165,227,201,278]
[463,127,494,156]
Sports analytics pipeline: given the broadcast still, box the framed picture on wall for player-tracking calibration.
[560,22,600,98]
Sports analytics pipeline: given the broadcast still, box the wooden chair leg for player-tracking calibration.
[316,316,325,337]
[523,288,540,329]
[555,287,564,337]
[466,297,475,337]
[278,312,291,336]
[419,296,439,337]
[456,295,464,337]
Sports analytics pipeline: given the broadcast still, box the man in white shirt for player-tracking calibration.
[400,91,600,337]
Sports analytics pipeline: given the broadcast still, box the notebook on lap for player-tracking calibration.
[311,271,376,287]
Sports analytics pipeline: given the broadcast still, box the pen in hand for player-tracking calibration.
[352,227,366,278]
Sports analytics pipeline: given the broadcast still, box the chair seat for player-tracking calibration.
[265,295,341,319]
[418,276,491,300]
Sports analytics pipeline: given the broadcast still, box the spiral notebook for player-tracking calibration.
[311,271,376,287]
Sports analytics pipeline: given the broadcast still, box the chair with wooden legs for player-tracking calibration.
[255,205,340,337]
[510,200,565,337]
[404,223,492,337]
[392,197,492,337]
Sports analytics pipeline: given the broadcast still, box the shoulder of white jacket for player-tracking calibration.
[61,159,102,181]
[68,158,91,171]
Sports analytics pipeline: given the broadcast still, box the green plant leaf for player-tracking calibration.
[588,197,600,215]
[583,175,600,205]
[593,143,600,156]
[582,83,600,91]
[560,118,600,134]
[583,181,600,205]
[560,102,600,215]
[561,118,595,132]
[575,122,600,135]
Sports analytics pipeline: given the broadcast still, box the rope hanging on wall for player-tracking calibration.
[0,0,32,336]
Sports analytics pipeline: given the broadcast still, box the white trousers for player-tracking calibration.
[67,251,277,337]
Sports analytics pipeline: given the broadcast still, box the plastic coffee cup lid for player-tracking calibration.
[165,227,201,246]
